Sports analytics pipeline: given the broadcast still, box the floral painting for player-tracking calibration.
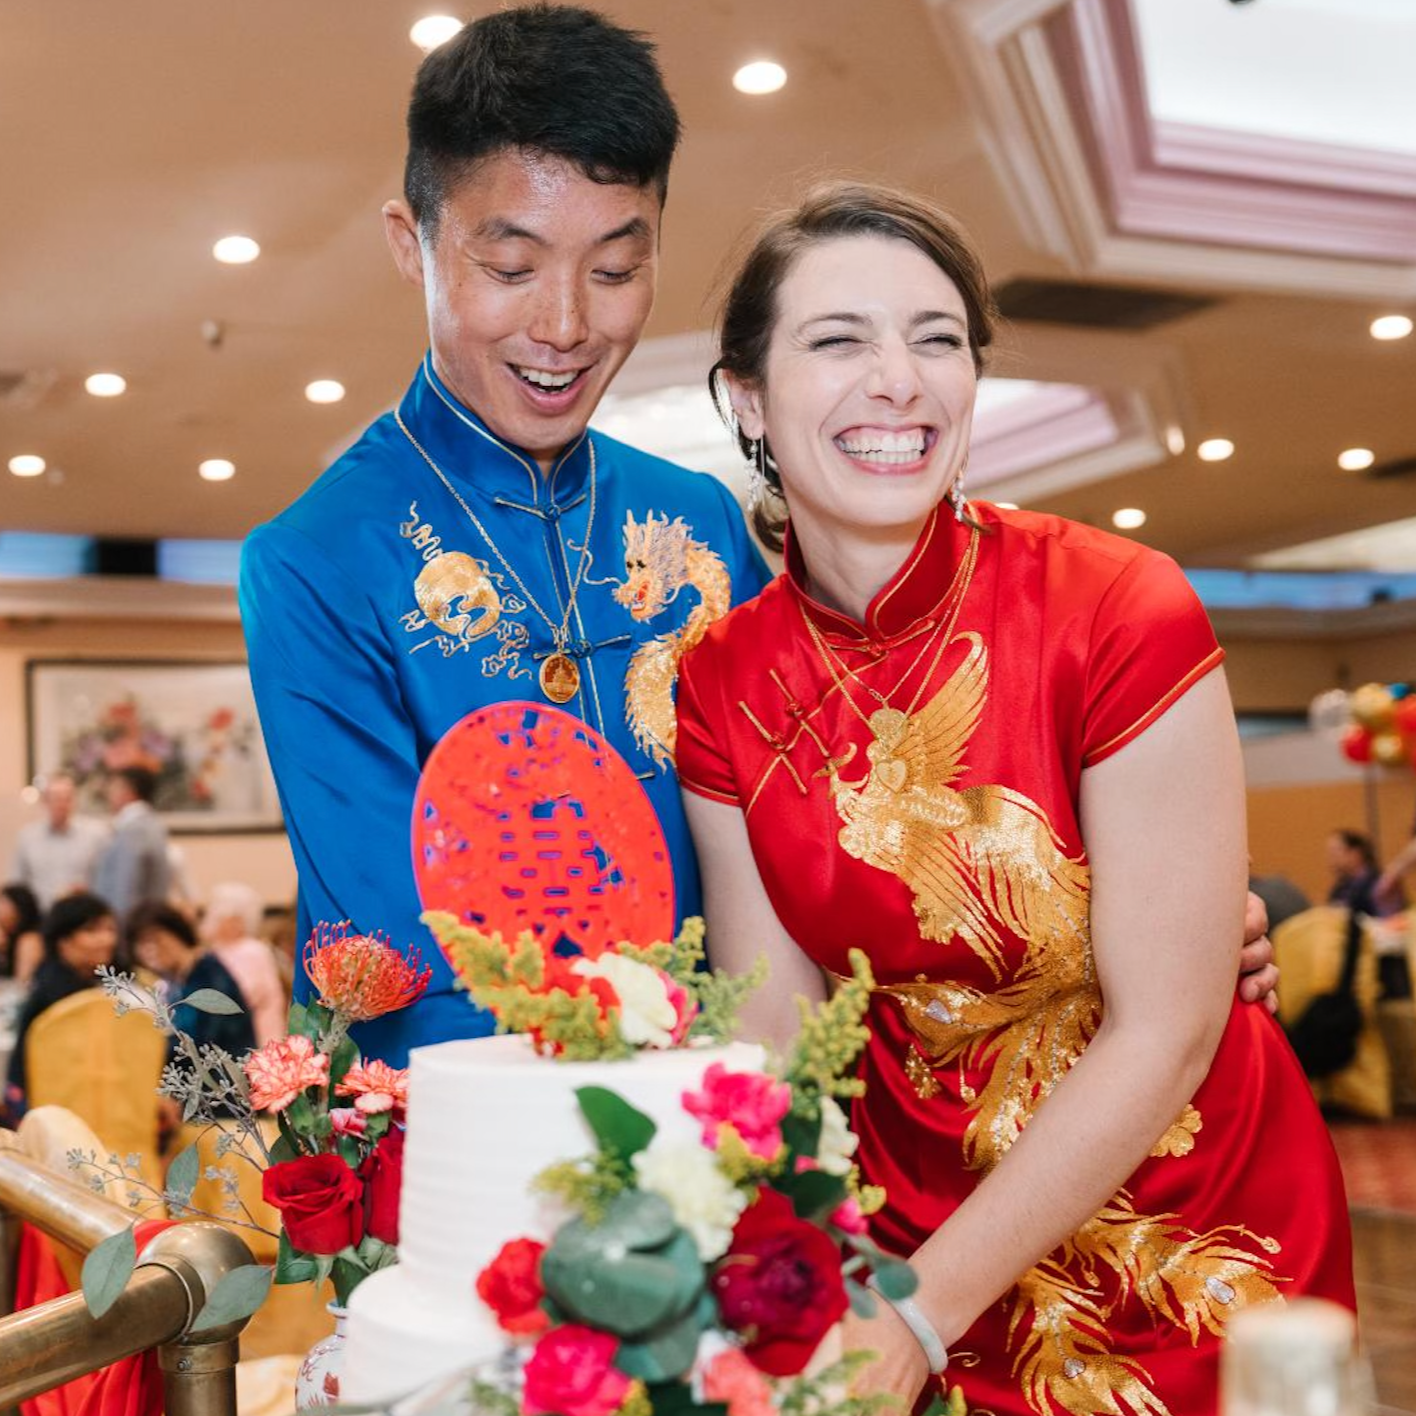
[26,659,283,832]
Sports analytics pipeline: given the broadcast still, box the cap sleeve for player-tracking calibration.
[1082,550,1224,767]
[675,642,742,806]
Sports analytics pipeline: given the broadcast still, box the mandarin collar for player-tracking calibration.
[785,503,983,643]
[395,355,592,507]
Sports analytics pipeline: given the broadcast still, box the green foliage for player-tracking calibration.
[274,1228,318,1286]
[577,1086,657,1162]
[179,988,245,1015]
[190,1264,273,1331]
[532,1153,632,1222]
[784,949,874,1106]
[164,1140,201,1208]
[81,1223,136,1319]
[776,1350,902,1416]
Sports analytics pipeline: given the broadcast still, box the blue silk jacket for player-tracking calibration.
[240,357,768,1065]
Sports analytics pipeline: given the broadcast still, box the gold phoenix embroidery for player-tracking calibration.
[614,511,730,768]
[825,631,1282,1416]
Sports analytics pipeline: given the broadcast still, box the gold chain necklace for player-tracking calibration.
[802,525,980,748]
[395,409,595,704]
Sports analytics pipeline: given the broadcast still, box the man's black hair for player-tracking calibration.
[114,765,158,803]
[405,4,681,236]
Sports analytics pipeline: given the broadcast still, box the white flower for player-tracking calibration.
[816,1096,860,1176]
[633,1136,747,1261]
[573,952,677,1048]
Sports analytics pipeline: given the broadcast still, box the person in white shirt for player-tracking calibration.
[10,773,109,910]
[200,880,288,1047]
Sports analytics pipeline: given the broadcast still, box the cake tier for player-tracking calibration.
[343,1033,766,1403]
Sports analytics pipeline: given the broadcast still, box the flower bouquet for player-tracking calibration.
[78,922,430,1327]
[415,913,964,1416]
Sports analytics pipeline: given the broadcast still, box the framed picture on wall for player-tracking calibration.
[26,659,284,834]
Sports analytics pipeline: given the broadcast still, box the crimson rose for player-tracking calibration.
[262,1153,364,1254]
[476,1237,550,1337]
[359,1126,405,1245]
[521,1325,631,1416]
[711,1188,848,1376]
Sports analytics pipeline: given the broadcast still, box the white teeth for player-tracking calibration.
[836,429,927,463]
[516,366,578,390]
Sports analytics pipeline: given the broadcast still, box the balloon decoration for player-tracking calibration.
[1316,680,1416,770]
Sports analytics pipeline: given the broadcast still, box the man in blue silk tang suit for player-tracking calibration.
[240,6,767,1065]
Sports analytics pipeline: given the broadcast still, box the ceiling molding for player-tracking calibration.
[0,578,240,623]
[1210,597,1416,641]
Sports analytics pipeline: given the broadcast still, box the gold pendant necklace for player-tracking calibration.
[395,410,595,705]
[802,525,980,749]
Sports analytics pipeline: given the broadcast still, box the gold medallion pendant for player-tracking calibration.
[539,653,580,704]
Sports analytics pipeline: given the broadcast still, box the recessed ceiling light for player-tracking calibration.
[1337,447,1375,472]
[213,235,260,265]
[1112,507,1147,530]
[84,372,127,397]
[733,60,787,95]
[994,501,1019,511]
[1197,438,1234,462]
[8,454,46,477]
[1165,426,1186,456]
[410,15,463,51]
[305,379,346,405]
[1370,314,1413,341]
[199,459,236,482]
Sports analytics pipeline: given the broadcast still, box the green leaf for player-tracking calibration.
[190,1264,273,1331]
[872,1258,919,1301]
[179,988,244,1016]
[846,1276,878,1319]
[614,1305,709,1382]
[642,1375,727,1414]
[274,1228,318,1286]
[285,1000,313,1040]
[269,1129,303,1165]
[286,1092,317,1134]
[783,1166,847,1221]
[81,1224,136,1319]
[576,1086,656,1161]
[164,1140,201,1208]
[328,1035,359,1089]
[331,1253,370,1308]
[780,1107,822,1160]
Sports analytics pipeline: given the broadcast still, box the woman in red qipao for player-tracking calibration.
[675,184,1353,1416]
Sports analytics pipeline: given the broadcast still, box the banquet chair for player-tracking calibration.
[172,1117,281,1261]
[1271,905,1392,1119]
[24,989,168,1193]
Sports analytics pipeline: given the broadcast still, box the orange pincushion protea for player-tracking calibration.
[303,922,431,1022]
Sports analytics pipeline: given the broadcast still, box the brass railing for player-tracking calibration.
[0,1147,254,1416]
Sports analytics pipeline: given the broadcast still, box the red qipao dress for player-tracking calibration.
[676,503,1353,1416]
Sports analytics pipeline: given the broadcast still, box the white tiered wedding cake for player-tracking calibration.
[340,1034,766,1404]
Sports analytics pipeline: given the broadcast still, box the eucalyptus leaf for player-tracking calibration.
[179,988,244,1016]
[613,1305,705,1383]
[190,1264,273,1331]
[576,1086,656,1160]
[846,1276,879,1319]
[872,1258,919,1301]
[164,1140,201,1207]
[81,1224,136,1319]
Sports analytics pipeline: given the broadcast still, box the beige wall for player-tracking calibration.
[0,614,296,909]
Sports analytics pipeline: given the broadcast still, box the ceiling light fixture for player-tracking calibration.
[1112,507,1147,530]
[213,235,260,265]
[305,379,346,405]
[8,454,46,478]
[84,372,127,397]
[1370,314,1413,341]
[1197,438,1235,462]
[199,459,236,482]
[1165,426,1186,456]
[410,16,463,51]
[733,61,787,95]
[1337,448,1375,472]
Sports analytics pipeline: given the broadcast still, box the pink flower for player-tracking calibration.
[702,1347,775,1416]
[521,1325,631,1416]
[829,1197,868,1235]
[244,1034,330,1112]
[336,1060,410,1115]
[664,974,697,1045]
[329,1107,368,1137]
[683,1063,791,1162]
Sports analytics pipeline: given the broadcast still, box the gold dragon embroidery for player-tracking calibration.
[827,631,1282,1416]
[613,510,731,769]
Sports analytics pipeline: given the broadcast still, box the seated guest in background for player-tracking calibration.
[1376,816,1416,908]
[1327,828,1403,917]
[0,883,44,982]
[92,767,172,922]
[9,772,109,910]
[200,882,287,1047]
[3,892,118,1124]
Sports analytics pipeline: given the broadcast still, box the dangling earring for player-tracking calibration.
[746,438,767,512]
[949,463,968,523]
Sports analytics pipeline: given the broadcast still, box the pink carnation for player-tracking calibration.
[244,1034,330,1112]
[329,1107,368,1137]
[664,974,697,1045]
[702,1347,775,1416]
[521,1325,631,1416]
[683,1063,791,1161]
[829,1197,868,1235]
[336,1060,410,1115]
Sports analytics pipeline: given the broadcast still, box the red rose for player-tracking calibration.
[711,1188,848,1376]
[359,1126,405,1245]
[476,1238,550,1337]
[262,1153,364,1255]
[521,1325,631,1416]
